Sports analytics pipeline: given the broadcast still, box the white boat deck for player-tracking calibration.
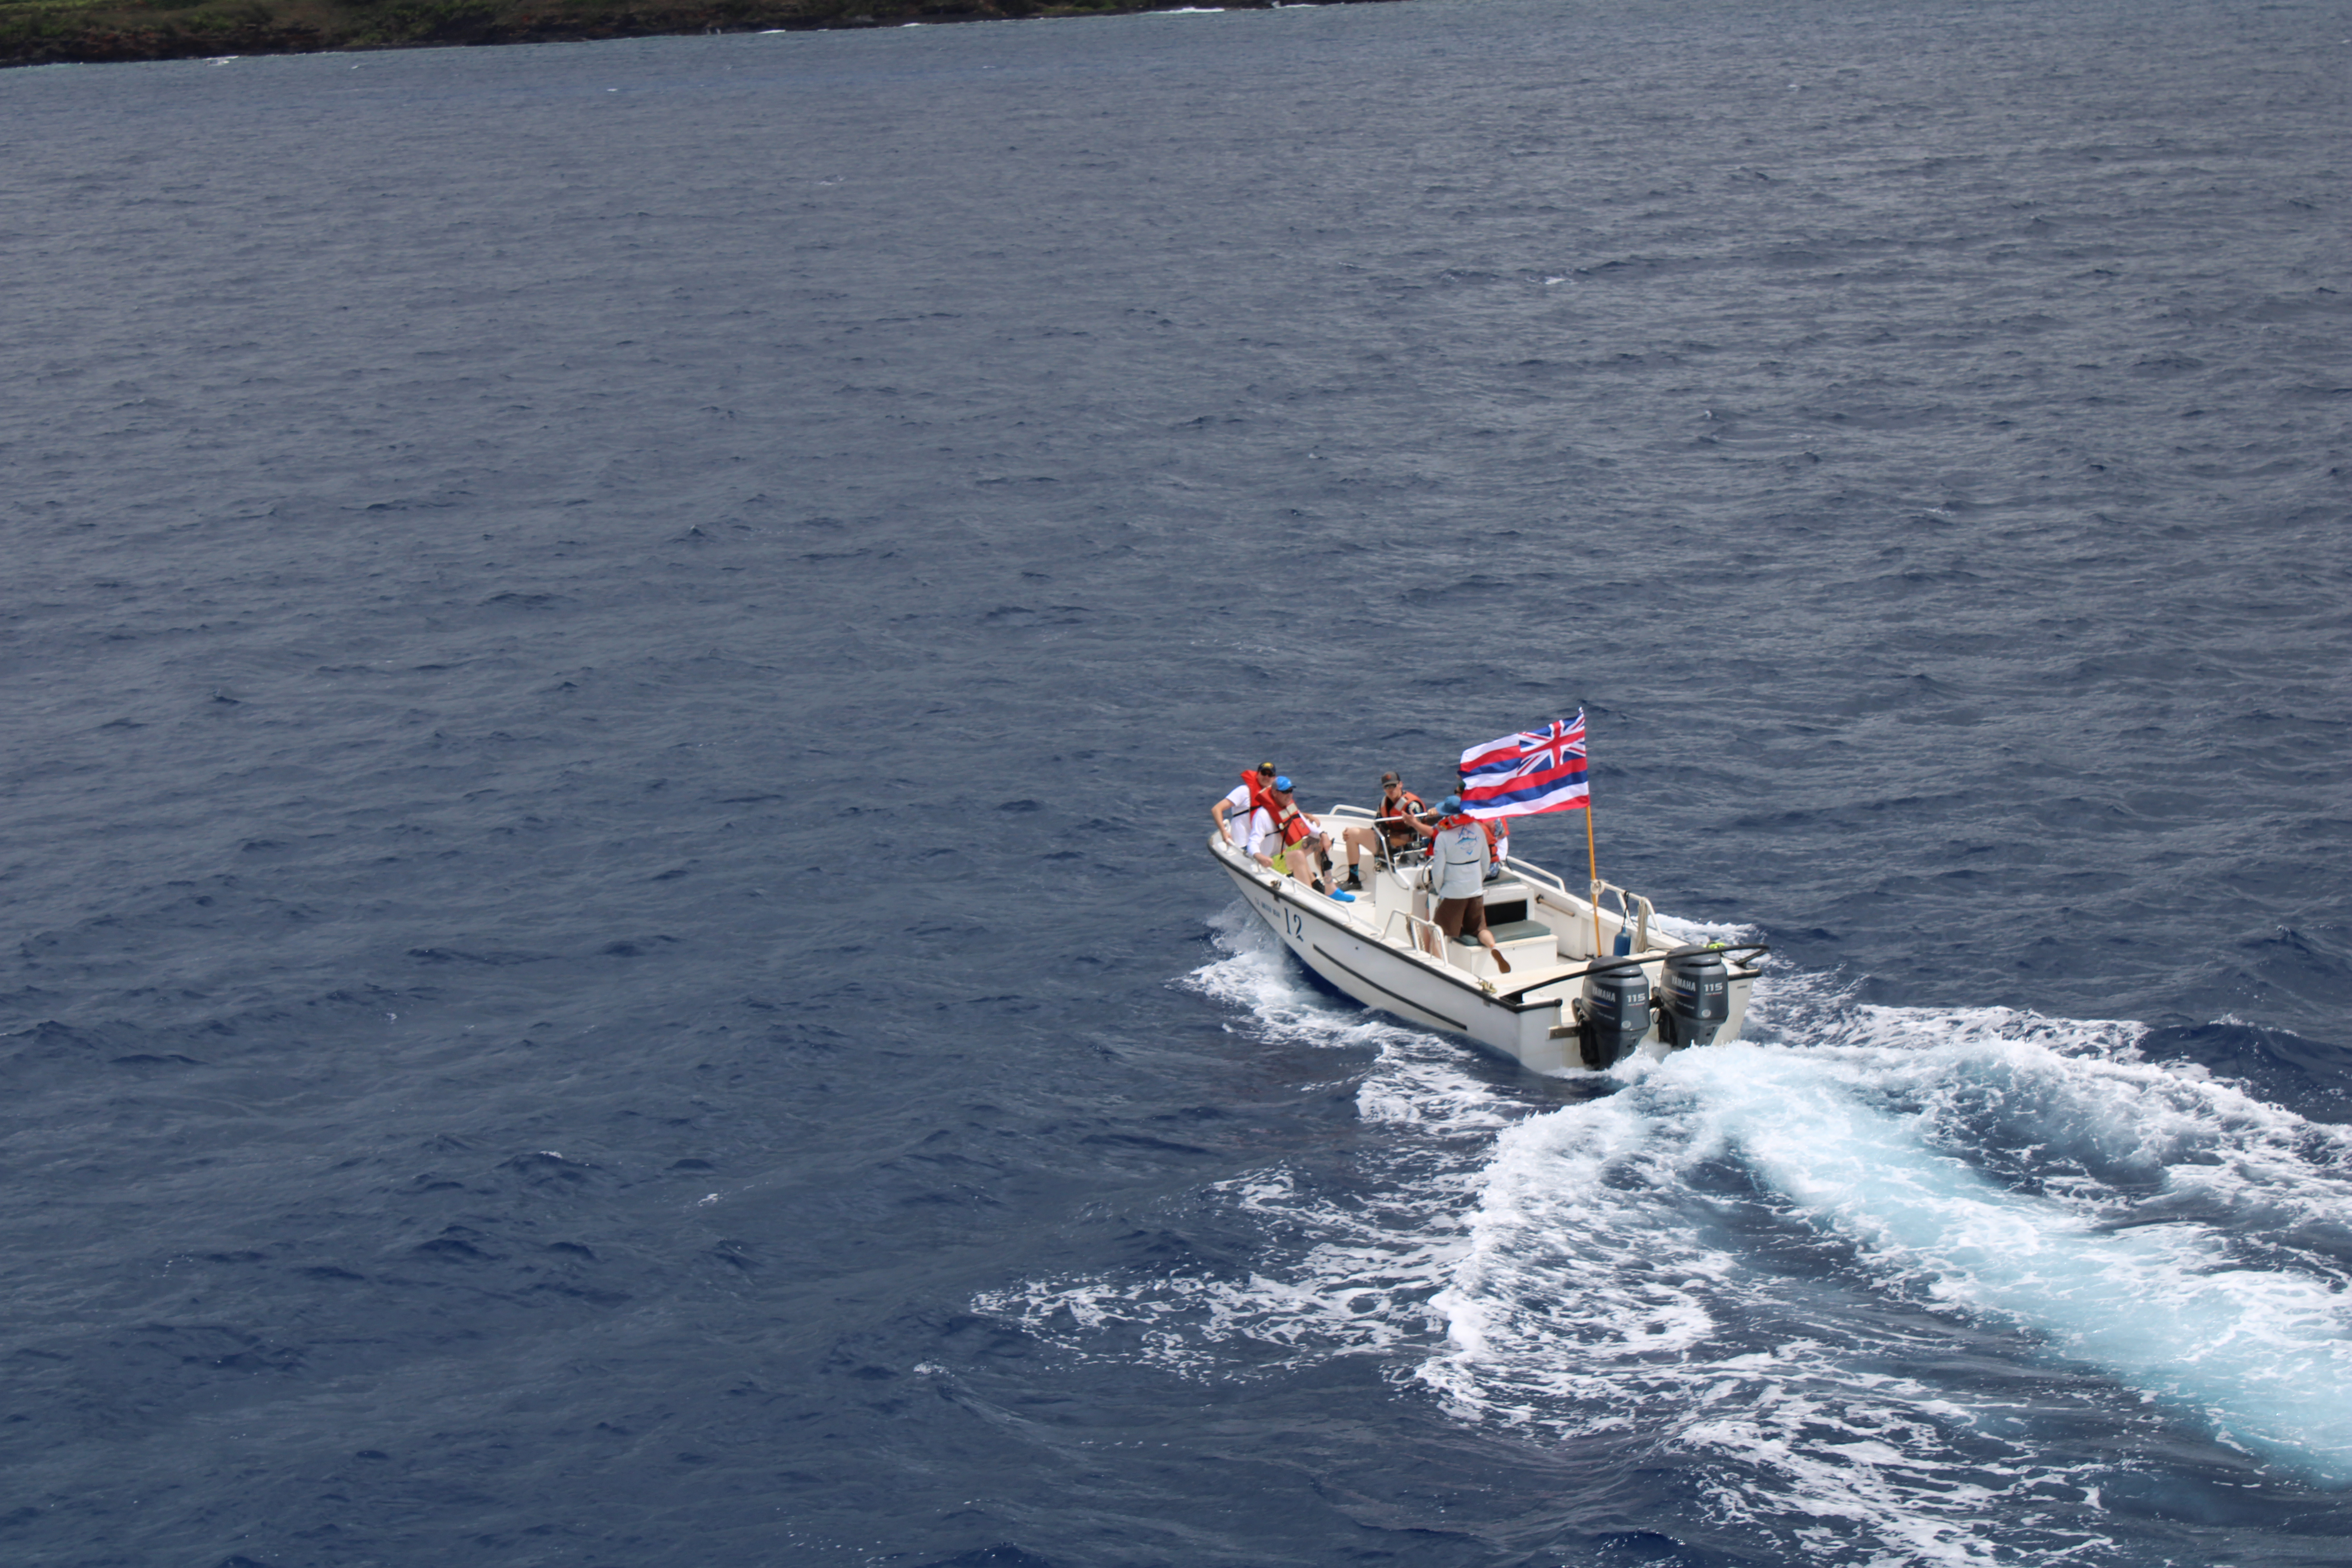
[1316,805,1650,980]
[1214,799,1763,1074]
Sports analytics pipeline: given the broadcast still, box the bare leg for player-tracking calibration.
[1434,897,1466,962]
[1467,912,1511,973]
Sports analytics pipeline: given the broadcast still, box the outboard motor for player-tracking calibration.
[1658,945,1731,1049]
[1578,962,1653,1070]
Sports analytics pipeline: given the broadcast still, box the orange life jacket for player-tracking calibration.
[1379,789,1427,841]
[1242,771,1312,844]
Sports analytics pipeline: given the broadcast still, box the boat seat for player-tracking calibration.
[1453,919,1552,947]
[1448,918,1561,980]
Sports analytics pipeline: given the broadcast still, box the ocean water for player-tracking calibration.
[3,1,2348,1564]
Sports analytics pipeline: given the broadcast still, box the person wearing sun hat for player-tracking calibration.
[1424,793,1510,972]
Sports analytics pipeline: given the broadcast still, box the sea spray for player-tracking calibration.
[987,910,2350,1564]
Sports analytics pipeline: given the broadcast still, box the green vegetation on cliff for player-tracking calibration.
[3,0,1349,67]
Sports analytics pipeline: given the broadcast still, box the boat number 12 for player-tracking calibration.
[1284,909,1305,939]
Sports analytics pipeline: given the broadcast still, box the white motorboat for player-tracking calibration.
[1211,802,1767,1074]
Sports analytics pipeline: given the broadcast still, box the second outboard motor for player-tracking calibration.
[1658,945,1731,1049]
[1579,962,1653,1070]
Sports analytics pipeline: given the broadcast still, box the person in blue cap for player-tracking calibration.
[1247,776,1353,901]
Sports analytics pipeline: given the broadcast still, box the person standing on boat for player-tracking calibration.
[1212,762,1279,850]
[1338,771,1430,890]
[1451,769,1511,882]
[1425,795,1510,973]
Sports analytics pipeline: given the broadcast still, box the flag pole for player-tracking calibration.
[1584,797,1602,957]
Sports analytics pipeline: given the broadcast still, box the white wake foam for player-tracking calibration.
[979,906,2352,1564]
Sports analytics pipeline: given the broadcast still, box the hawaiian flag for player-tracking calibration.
[1457,711,1590,820]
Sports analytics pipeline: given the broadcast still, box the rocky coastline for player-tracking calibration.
[4,0,1381,69]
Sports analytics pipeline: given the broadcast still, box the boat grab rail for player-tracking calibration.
[1492,944,1772,1002]
[1503,858,1569,895]
[1382,908,1448,960]
[1588,879,1655,953]
[1309,802,1421,879]
[1380,839,1430,877]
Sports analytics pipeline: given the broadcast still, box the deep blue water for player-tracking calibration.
[4,2,2349,1564]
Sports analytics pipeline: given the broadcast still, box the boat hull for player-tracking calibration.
[1210,827,1754,1075]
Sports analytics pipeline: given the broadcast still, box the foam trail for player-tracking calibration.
[1672,1039,2352,1479]
[976,904,1503,1377]
[1424,1065,2108,1566]
[1421,974,2352,1546]
[991,909,2352,1565]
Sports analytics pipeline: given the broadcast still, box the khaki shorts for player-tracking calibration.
[1434,896,1487,939]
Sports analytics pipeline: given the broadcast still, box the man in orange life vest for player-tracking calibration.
[1212,762,1279,850]
[1338,771,1429,890]
[1245,776,1352,901]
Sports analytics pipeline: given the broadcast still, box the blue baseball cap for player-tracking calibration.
[1272,775,1294,791]
[1439,795,1462,814]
